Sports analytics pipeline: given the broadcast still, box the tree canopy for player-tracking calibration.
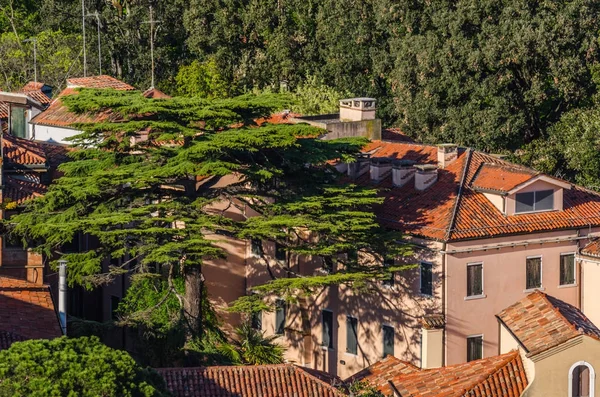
[0,336,169,397]
[8,89,409,365]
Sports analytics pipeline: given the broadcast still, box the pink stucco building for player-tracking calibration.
[218,134,600,379]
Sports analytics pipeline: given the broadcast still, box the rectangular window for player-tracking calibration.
[467,335,483,362]
[383,325,394,357]
[420,262,433,296]
[467,263,483,297]
[560,253,576,286]
[10,106,27,138]
[275,242,286,262]
[383,258,395,287]
[526,257,542,290]
[251,238,263,257]
[515,190,554,213]
[346,316,358,355]
[251,311,262,330]
[322,310,334,349]
[275,299,286,335]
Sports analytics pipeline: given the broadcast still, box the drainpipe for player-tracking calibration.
[58,259,67,335]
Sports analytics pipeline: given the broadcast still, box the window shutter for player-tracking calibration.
[526,257,541,289]
[275,299,286,335]
[420,263,433,295]
[467,264,483,296]
[322,311,333,349]
[383,325,394,357]
[346,317,358,355]
[467,336,483,362]
[560,254,575,285]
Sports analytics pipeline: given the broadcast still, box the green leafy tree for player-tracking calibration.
[8,89,407,365]
[385,0,600,152]
[515,105,600,190]
[290,74,352,115]
[175,58,228,98]
[0,336,169,397]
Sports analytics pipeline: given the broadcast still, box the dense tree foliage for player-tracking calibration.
[6,0,600,175]
[7,89,408,365]
[0,336,169,397]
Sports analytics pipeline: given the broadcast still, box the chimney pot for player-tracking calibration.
[370,157,393,182]
[437,144,458,168]
[339,97,377,122]
[414,164,438,190]
[347,154,371,179]
[392,159,417,187]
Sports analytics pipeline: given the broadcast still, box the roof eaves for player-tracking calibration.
[472,186,509,196]
[506,174,572,195]
[444,148,472,241]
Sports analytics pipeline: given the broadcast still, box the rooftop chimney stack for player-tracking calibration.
[437,144,458,169]
[348,154,371,179]
[392,160,417,187]
[414,164,438,191]
[370,157,392,182]
[58,259,67,335]
[339,98,377,122]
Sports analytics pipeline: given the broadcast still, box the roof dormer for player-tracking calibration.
[472,163,571,215]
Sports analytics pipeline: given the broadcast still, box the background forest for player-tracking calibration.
[4,0,600,187]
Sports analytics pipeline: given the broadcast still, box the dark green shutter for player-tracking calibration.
[383,325,394,357]
[275,299,286,334]
[346,316,358,355]
[322,310,333,348]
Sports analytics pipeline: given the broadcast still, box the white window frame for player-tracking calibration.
[569,361,596,397]
[559,252,577,287]
[524,255,544,293]
[465,262,485,300]
[466,334,484,362]
[419,261,434,297]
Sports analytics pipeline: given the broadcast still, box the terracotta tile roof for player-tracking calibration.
[471,163,536,193]
[157,364,345,397]
[358,141,600,241]
[377,351,527,397]
[581,238,600,258]
[3,175,47,204]
[142,87,171,99]
[497,291,600,356]
[0,101,7,119]
[30,87,119,128]
[0,330,25,350]
[3,134,47,165]
[66,75,135,90]
[0,82,52,119]
[346,355,420,388]
[0,276,62,340]
[21,90,52,105]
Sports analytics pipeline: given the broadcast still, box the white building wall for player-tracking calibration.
[32,124,81,144]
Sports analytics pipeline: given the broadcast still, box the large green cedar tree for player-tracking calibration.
[8,89,410,364]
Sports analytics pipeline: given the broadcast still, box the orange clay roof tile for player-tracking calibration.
[346,355,420,388]
[581,238,600,258]
[3,134,47,165]
[380,351,527,397]
[156,364,344,397]
[357,141,600,241]
[3,175,47,204]
[0,276,62,341]
[497,291,600,356]
[66,75,135,90]
[30,87,120,128]
[471,163,536,193]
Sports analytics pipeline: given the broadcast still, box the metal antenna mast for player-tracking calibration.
[86,11,102,75]
[23,38,37,84]
[82,0,87,76]
[142,5,161,88]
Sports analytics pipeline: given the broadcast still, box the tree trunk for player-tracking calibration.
[184,264,204,341]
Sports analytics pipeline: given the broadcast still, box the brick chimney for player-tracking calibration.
[414,164,438,191]
[347,154,371,179]
[339,98,376,121]
[392,159,416,187]
[370,157,392,182]
[437,144,458,168]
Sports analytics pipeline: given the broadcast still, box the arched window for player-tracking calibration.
[569,361,596,397]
